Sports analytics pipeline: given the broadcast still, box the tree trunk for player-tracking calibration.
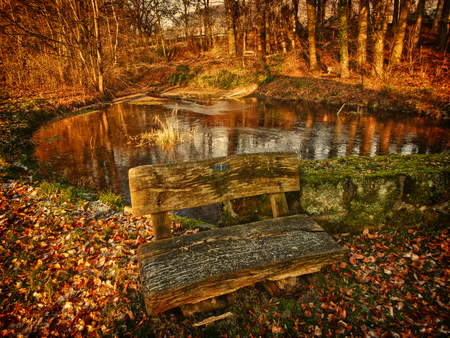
[357,0,368,66]
[432,0,445,34]
[256,0,263,52]
[91,0,104,95]
[411,0,425,49]
[338,0,350,78]
[372,0,392,77]
[392,0,400,32]
[203,3,209,48]
[389,0,413,67]
[224,0,237,57]
[197,0,203,52]
[111,4,119,65]
[265,0,271,54]
[436,0,450,49]
[306,0,319,71]
[291,0,299,50]
[207,0,213,45]
[156,10,167,59]
[317,0,324,41]
[243,0,247,53]
[279,0,287,53]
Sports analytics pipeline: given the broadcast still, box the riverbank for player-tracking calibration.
[136,47,450,119]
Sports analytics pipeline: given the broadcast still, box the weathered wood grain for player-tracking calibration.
[270,192,290,218]
[129,152,300,216]
[137,214,345,315]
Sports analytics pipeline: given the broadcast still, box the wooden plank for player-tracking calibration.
[137,214,344,315]
[129,152,300,216]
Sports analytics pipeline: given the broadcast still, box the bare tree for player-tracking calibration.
[203,0,213,46]
[432,0,445,34]
[357,0,369,67]
[224,0,238,57]
[179,0,193,44]
[279,0,287,53]
[291,0,299,50]
[389,0,413,67]
[436,0,450,49]
[411,0,425,50]
[242,0,248,53]
[265,0,271,54]
[197,0,203,51]
[338,0,350,78]
[306,0,319,71]
[371,0,392,76]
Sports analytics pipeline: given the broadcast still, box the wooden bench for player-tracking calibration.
[129,152,344,315]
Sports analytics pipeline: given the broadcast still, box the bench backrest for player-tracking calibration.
[129,152,300,216]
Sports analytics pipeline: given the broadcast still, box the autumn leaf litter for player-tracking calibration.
[1,180,450,337]
[0,181,150,336]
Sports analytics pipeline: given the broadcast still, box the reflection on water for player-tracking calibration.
[33,97,450,205]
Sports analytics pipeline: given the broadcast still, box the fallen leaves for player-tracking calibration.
[1,180,450,337]
[0,181,153,337]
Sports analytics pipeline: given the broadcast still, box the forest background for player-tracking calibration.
[0,0,449,118]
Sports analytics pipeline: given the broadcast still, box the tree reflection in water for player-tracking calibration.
[33,97,450,205]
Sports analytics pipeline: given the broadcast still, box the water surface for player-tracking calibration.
[33,96,450,207]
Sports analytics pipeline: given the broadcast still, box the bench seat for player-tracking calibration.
[138,214,344,315]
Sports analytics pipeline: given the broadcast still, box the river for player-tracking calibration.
[33,95,450,211]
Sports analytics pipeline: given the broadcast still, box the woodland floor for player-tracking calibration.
[0,180,449,337]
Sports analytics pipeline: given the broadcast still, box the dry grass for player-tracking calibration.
[137,108,197,149]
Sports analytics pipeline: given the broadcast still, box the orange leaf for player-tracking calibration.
[271,326,283,334]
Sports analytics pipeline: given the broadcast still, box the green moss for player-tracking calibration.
[201,70,250,90]
[298,153,450,231]
[99,190,125,210]
[171,214,215,230]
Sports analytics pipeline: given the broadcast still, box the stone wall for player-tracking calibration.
[225,153,450,233]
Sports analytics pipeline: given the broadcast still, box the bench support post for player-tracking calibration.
[151,212,172,240]
[270,192,290,218]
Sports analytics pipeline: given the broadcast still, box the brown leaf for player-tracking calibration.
[271,325,283,334]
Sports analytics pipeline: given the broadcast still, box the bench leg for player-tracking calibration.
[180,296,229,317]
[270,192,290,218]
[151,212,172,240]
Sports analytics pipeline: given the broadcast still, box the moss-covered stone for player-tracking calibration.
[222,153,450,233]
[300,153,450,232]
